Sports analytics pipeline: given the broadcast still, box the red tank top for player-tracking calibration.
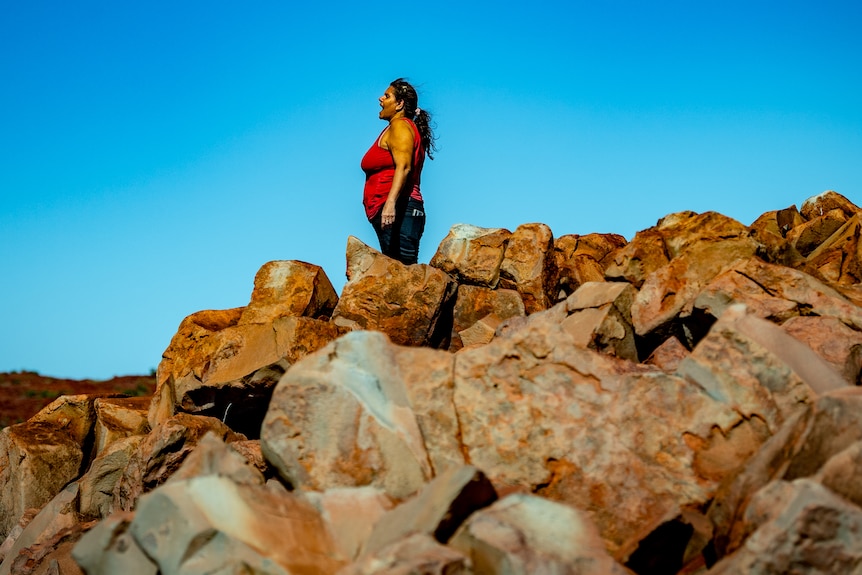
[361,118,425,220]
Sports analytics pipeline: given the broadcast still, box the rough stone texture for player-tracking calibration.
[450,494,633,575]
[748,205,806,266]
[72,512,158,575]
[238,259,338,324]
[78,435,143,519]
[92,396,149,457]
[28,394,106,447]
[658,211,754,258]
[333,238,457,347]
[449,285,525,351]
[360,465,497,556]
[782,315,862,385]
[165,431,265,487]
[0,483,80,575]
[112,413,245,513]
[643,336,689,372]
[708,479,862,574]
[429,223,510,288]
[554,233,626,298]
[631,235,759,339]
[804,213,862,285]
[817,439,862,509]
[340,533,469,575]
[0,422,84,540]
[800,189,861,221]
[452,304,754,561]
[785,207,848,256]
[499,223,557,314]
[604,229,669,289]
[561,281,638,361]
[261,331,462,499]
[301,487,393,562]
[130,475,344,575]
[706,388,862,560]
[691,256,862,329]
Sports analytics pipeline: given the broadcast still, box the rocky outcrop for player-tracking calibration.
[3,190,862,574]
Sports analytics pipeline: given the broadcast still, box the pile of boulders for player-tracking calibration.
[2,190,861,574]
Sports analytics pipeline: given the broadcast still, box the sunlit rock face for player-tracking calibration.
[4,190,862,575]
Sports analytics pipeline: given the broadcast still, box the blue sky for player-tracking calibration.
[2,1,860,379]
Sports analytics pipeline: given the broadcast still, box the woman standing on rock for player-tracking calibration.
[361,78,436,265]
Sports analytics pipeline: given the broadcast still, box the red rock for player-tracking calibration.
[643,336,689,372]
[449,285,525,351]
[782,315,862,385]
[333,238,457,347]
[785,207,848,256]
[803,213,862,285]
[799,189,861,221]
[499,223,557,314]
[604,229,669,289]
[429,223,510,287]
[239,260,338,324]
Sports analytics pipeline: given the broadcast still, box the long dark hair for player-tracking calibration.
[390,78,437,160]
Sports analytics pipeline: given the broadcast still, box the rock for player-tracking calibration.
[643,336,689,372]
[604,229,669,289]
[92,397,149,457]
[561,281,638,361]
[707,388,862,559]
[360,465,497,556]
[165,431,265,487]
[340,533,469,575]
[690,256,862,330]
[817,439,862,508]
[0,422,84,540]
[238,260,338,324]
[28,394,107,447]
[458,314,505,348]
[708,479,862,574]
[453,306,754,561]
[72,512,158,575]
[333,238,457,347]
[748,206,806,266]
[261,331,462,499]
[112,413,245,513]
[0,483,80,575]
[631,234,759,341]
[78,436,143,519]
[449,494,633,574]
[785,207,849,256]
[804,213,862,285]
[449,285,525,351]
[799,189,861,221]
[499,223,557,314]
[554,233,626,298]
[130,475,344,574]
[782,315,862,385]
[150,316,340,434]
[301,487,393,562]
[429,223,511,287]
[658,211,753,258]
[677,305,839,440]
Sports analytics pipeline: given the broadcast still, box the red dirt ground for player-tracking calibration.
[0,371,156,429]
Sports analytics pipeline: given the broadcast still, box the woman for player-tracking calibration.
[361,78,436,265]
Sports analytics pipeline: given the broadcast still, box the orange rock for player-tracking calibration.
[499,223,557,314]
[429,223,510,287]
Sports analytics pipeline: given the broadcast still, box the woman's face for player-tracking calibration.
[378,86,402,120]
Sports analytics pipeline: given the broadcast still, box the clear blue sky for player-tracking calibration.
[2,1,860,379]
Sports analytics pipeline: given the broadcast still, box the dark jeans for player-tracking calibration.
[370,198,426,265]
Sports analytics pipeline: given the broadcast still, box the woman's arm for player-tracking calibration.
[380,120,415,227]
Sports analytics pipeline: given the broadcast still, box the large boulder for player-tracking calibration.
[333,237,457,348]
[261,331,463,499]
[452,301,758,562]
[450,494,634,574]
[449,284,525,351]
[499,223,557,314]
[554,233,627,298]
[150,261,341,429]
[429,223,510,287]
[129,475,345,574]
